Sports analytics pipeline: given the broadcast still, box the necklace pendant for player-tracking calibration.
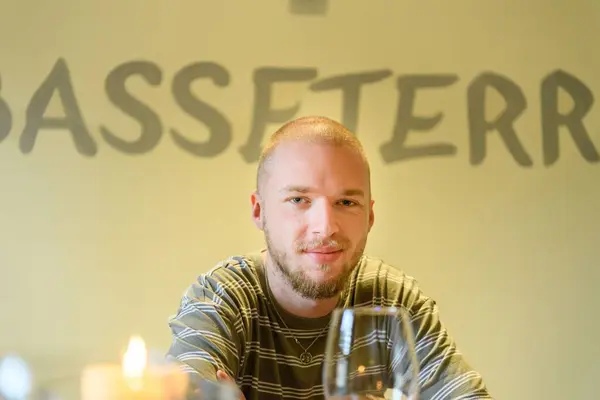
[299,351,313,364]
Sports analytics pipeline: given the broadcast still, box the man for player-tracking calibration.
[166,116,493,399]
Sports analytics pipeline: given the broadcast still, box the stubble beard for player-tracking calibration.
[263,220,366,300]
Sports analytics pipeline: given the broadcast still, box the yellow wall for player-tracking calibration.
[0,1,598,398]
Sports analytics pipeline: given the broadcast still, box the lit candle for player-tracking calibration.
[81,336,188,400]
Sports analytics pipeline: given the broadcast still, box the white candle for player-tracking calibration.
[81,336,188,400]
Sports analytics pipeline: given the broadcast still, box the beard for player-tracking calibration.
[263,219,367,300]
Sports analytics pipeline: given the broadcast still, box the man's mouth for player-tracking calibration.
[304,246,342,254]
[301,245,345,264]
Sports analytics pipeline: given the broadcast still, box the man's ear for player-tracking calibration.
[250,191,264,230]
[368,199,375,231]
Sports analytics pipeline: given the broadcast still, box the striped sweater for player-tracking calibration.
[166,250,493,399]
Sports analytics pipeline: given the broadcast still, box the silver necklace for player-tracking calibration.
[265,272,331,364]
[270,299,330,364]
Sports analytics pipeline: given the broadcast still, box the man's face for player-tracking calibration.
[252,140,374,299]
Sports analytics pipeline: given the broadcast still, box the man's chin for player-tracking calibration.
[302,262,344,278]
[293,280,345,300]
[302,268,349,290]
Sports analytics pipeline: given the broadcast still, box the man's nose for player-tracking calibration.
[309,201,339,237]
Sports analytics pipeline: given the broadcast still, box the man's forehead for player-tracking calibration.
[259,139,370,195]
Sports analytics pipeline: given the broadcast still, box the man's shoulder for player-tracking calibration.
[203,252,262,281]
[355,254,417,284]
[350,254,429,309]
[184,250,265,301]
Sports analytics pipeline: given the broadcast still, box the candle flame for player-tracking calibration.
[122,335,147,390]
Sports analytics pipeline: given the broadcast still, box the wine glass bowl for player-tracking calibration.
[323,306,420,400]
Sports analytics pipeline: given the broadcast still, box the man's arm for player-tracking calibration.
[371,263,493,399]
[406,286,493,399]
[166,267,248,388]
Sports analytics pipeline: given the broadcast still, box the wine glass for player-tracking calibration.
[323,306,420,400]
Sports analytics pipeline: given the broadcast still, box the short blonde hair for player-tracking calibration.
[256,116,370,194]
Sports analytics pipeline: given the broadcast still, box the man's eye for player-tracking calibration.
[339,199,357,207]
[290,197,306,204]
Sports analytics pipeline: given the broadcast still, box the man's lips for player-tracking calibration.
[304,247,342,254]
[302,247,344,263]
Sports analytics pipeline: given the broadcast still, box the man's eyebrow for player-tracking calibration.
[279,186,365,197]
[279,185,312,194]
[341,189,365,197]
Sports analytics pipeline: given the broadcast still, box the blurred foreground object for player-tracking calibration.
[187,379,239,400]
[81,335,188,399]
[0,354,33,400]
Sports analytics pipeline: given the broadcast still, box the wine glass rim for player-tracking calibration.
[331,305,409,316]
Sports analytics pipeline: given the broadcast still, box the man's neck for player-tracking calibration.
[263,252,339,319]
